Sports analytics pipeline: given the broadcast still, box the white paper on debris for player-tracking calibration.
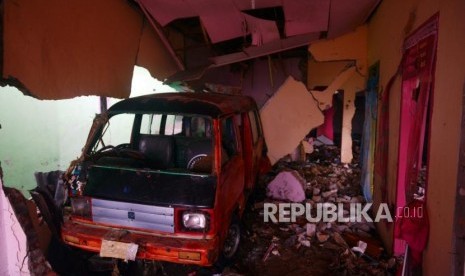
[351,240,368,254]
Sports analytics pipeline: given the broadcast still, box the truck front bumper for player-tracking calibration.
[61,220,220,266]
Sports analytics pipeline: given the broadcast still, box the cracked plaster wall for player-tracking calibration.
[0,178,30,275]
[308,26,368,164]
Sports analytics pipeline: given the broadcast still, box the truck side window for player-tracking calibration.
[248,111,259,144]
[191,117,212,138]
[221,117,238,159]
[98,114,135,150]
[165,115,183,135]
[140,114,162,135]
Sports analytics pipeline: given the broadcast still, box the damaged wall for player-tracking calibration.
[260,76,324,164]
[0,178,30,275]
[0,70,176,193]
[0,86,100,192]
[368,0,465,275]
[307,26,367,163]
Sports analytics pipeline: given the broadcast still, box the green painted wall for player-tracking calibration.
[0,66,177,193]
[0,86,100,192]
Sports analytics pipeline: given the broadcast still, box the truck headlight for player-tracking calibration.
[182,212,206,229]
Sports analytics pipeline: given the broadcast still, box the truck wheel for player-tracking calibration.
[222,220,241,259]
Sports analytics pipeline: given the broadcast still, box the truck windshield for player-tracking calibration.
[91,113,214,174]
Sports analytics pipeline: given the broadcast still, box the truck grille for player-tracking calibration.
[91,198,174,233]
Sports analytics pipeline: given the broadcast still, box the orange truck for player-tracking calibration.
[60,92,269,266]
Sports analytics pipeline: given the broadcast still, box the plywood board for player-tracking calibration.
[260,76,324,164]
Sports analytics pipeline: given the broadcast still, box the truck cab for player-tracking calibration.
[61,92,268,266]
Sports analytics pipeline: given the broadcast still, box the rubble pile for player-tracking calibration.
[233,145,401,276]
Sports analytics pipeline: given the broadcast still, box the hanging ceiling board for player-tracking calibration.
[2,0,178,100]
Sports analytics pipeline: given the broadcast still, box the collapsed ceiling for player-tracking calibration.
[1,0,380,100]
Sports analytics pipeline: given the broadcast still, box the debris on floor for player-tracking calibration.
[232,145,401,275]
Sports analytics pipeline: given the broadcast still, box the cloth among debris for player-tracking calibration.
[266,170,306,202]
[394,199,428,266]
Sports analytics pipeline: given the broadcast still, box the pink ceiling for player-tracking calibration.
[137,0,380,43]
[190,0,245,43]
[137,0,196,26]
[232,0,283,10]
[283,0,331,36]
[327,0,380,38]
[243,13,280,46]
[166,32,320,83]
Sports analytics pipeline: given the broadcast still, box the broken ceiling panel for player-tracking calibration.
[187,0,245,43]
[260,76,324,164]
[327,0,379,38]
[214,32,319,65]
[283,0,330,36]
[2,0,379,99]
[166,32,318,83]
[199,13,245,43]
[243,13,280,46]
[136,22,180,81]
[136,0,196,26]
[232,0,282,10]
[2,0,177,99]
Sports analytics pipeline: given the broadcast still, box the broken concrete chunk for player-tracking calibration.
[266,170,306,202]
[314,135,334,146]
[350,196,362,203]
[299,238,311,247]
[271,249,280,256]
[351,240,368,255]
[333,232,349,248]
[317,232,330,243]
[352,222,372,232]
[302,139,314,154]
[342,232,384,259]
[312,195,322,202]
[322,189,338,198]
[283,235,297,248]
[341,195,352,202]
[306,223,317,237]
[335,224,349,233]
[328,183,338,190]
